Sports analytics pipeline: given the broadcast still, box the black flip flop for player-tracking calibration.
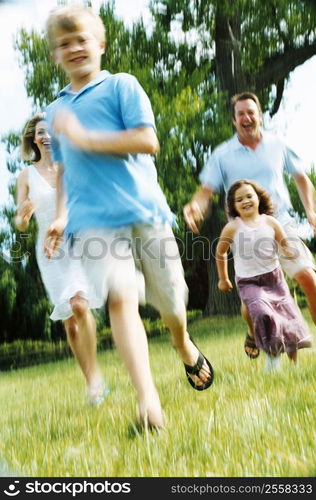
[184,347,214,391]
[244,333,260,359]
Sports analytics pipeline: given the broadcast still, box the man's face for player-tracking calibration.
[232,99,262,144]
[53,28,105,83]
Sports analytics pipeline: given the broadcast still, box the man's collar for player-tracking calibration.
[59,70,111,97]
[232,130,265,150]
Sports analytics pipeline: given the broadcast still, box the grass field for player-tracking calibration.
[0,313,315,477]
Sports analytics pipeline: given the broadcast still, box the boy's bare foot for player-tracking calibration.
[137,390,166,431]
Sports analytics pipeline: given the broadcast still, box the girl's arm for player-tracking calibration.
[266,216,295,259]
[215,222,236,292]
[15,168,34,232]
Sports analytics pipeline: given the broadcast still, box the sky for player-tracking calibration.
[0,0,151,204]
[0,0,316,207]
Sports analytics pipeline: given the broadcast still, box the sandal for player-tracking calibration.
[184,340,214,391]
[87,380,110,406]
[244,333,260,359]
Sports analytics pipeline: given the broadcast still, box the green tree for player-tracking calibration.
[5,0,316,323]
[146,0,316,314]
[0,3,130,343]
[0,132,64,343]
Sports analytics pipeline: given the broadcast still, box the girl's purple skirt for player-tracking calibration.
[236,267,312,355]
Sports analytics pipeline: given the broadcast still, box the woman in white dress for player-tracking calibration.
[15,112,108,405]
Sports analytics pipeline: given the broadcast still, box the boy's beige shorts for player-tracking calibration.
[71,222,188,316]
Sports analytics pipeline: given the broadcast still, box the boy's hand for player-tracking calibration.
[54,109,87,149]
[44,217,66,259]
[218,279,233,292]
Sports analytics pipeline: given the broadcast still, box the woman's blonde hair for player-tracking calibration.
[46,6,106,49]
[21,112,46,162]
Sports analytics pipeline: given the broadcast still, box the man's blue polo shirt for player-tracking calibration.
[46,70,174,234]
[199,132,306,225]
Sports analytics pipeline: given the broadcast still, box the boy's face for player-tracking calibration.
[53,28,105,85]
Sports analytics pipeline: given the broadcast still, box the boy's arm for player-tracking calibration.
[44,163,67,258]
[53,110,160,155]
[15,169,34,232]
[215,223,235,292]
[55,163,67,221]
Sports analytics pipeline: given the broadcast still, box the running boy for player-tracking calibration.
[44,6,214,429]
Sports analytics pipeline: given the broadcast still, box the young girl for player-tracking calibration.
[215,179,312,371]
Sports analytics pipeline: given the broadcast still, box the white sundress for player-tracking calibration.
[27,164,103,320]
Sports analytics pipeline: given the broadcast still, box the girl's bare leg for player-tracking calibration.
[241,301,259,357]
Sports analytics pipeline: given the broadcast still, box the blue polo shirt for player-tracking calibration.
[46,70,174,234]
[199,132,305,225]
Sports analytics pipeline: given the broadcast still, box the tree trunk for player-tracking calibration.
[215,0,246,98]
[203,194,241,315]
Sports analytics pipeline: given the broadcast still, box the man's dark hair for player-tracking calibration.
[230,92,262,118]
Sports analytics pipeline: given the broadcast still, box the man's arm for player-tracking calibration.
[183,186,213,234]
[53,110,160,155]
[293,172,316,230]
[266,216,295,259]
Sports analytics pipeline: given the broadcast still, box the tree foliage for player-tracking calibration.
[1,0,316,345]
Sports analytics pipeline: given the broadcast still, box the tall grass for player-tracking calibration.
[0,313,315,477]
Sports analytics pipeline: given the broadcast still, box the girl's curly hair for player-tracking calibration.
[226,179,274,218]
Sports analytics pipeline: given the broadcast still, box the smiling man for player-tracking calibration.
[183,91,316,358]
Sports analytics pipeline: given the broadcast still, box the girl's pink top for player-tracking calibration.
[232,214,279,278]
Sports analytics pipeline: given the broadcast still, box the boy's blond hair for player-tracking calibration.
[46,5,106,49]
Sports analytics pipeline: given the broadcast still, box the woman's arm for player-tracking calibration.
[15,168,34,232]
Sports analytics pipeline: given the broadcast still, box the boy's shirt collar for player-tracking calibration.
[59,70,111,97]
